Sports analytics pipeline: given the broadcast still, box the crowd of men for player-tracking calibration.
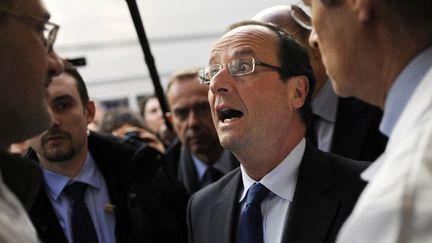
[0,0,431,242]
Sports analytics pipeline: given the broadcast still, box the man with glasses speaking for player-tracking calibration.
[187,21,368,243]
[0,0,64,242]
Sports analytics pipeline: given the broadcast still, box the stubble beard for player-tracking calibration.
[42,142,76,163]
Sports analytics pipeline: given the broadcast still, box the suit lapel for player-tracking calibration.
[332,97,370,158]
[282,143,340,243]
[208,170,242,243]
[30,186,69,243]
[177,145,200,195]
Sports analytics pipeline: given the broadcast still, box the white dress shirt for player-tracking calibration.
[337,46,432,243]
[239,138,305,243]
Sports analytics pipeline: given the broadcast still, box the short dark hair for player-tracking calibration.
[227,20,316,126]
[383,0,432,39]
[100,107,146,133]
[63,61,89,105]
[320,0,432,41]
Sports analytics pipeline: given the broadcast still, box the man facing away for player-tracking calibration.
[187,21,369,243]
[164,67,238,196]
[253,5,387,161]
[26,63,188,243]
[303,0,432,242]
[0,0,64,242]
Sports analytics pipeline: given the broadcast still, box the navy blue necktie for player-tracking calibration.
[238,183,270,243]
[64,182,99,243]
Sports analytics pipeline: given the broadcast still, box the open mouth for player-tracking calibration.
[218,108,244,123]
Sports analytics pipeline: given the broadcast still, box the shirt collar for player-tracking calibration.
[192,149,233,182]
[380,46,432,136]
[239,138,306,203]
[311,80,339,123]
[42,152,101,200]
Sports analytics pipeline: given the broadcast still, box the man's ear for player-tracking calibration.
[291,75,309,109]
[85,100,96,124]
[352,0,373,22]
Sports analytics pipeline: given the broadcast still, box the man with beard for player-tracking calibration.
[27,63,187,243]
[164,67,238,196]
[0,0,64,242]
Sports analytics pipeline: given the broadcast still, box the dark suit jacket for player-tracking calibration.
[164,139,239,196]
[0,151,42,211]
[27,132,188,243]
[187,142,368,243]
[331,97,387,161]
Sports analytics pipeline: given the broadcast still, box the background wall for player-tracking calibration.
[46,0,301,110]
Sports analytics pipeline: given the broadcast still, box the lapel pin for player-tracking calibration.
[104,203,115,214]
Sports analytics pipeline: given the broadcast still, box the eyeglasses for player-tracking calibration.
[289,5,312,30]
[0,7,59,52]
[199,57,287,84]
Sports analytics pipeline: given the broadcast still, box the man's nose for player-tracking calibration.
[47,51,65,81]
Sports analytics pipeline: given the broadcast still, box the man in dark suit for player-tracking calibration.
[253,5,387,161]
[0,0,64,242]
[164,67,238,196]
[27,63,187,243]
[187,21,368,243]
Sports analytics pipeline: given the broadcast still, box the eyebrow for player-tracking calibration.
[51,95,74,103]
[232,48,256,57]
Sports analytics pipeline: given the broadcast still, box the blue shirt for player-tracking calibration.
[42,153,116,243]
[380,46,432,137]
[311,80,339,152]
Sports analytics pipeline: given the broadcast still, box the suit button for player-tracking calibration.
[129,193,137,199]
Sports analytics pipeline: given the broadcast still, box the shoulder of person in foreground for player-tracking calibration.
[0,151,42,211]
[127,136,189,243]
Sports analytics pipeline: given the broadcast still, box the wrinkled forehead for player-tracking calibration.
[209,25,278,64]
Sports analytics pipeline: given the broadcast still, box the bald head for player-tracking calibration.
[253,5,311,47]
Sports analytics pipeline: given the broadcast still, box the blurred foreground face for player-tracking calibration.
[29,72,95,163]
[304,0,369,99]
[168,77,221,155]
[143,97,164,133]
[0,0,64,144]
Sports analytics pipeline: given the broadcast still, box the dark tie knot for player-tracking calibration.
[205,167,222,181]
[64,182,89,201]
[246,183,270,206]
